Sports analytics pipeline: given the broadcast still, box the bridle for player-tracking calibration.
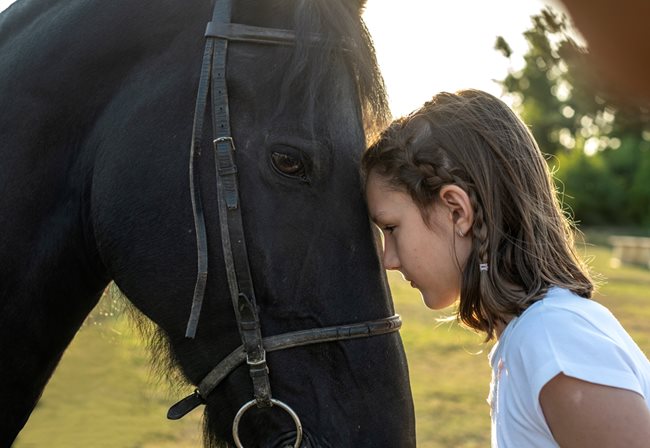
[166,1,401,446]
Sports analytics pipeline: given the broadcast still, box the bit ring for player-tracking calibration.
[232,398,303,448]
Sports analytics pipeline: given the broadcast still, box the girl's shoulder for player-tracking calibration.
[491,286,633,372]
[508,286,616,341]
[495,286,648,377]
[493,286,650,409]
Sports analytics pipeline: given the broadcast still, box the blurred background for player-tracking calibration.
[3,0,649,446]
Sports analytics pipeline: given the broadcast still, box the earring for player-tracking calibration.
[457,229,464,238]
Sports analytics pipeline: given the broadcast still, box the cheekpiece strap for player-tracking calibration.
[209,0,272,408]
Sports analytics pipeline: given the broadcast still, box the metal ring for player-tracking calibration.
[232,398,303,448]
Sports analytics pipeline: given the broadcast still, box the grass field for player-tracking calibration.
[13,235,650,447]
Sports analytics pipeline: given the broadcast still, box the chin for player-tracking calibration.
[420,292,439,310]
[421,291,457,310]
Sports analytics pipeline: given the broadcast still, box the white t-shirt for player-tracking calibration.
[488,286,650,447]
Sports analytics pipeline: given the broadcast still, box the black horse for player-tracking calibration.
[0,0,415,446]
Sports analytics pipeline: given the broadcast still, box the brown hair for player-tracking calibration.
[361,89,593,341]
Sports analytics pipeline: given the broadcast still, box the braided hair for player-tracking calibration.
[361,90,593,341]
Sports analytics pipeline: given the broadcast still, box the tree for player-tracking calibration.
[496,8,650,226]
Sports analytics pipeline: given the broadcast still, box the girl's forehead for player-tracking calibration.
[366,176,402,207]
[367,177,416,219]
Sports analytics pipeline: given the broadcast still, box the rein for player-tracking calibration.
[172,1,400,446]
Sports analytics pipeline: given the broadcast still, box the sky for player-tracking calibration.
[362,0,563,116]
[1,0,566,116]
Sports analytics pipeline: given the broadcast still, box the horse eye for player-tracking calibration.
[271,152,305,177]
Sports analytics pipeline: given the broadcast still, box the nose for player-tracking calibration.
[382,238,400,270]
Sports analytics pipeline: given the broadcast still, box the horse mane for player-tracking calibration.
[280,0,390,142]
[98,284,186,393]
[113,292,228,447]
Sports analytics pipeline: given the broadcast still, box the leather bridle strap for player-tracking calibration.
[205,22,296,46]
[205,22,354,49]
[188,0,311,342]
[208,0,274,410]
[185,28,214,339]
[186,0,353,341]
[187,0,273,407]
[168,314,402,419]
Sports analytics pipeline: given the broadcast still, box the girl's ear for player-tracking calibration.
[438,185,474,235]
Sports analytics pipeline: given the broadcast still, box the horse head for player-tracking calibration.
[0,0,415,446]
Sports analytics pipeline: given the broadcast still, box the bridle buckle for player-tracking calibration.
[214,135,236,151]
[246,350,266,367]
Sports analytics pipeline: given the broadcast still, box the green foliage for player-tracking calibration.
[496,8,650,226]
[552,149,625,225]
[630,149,650,225]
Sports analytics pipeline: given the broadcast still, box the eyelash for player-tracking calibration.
[382,226,396,234]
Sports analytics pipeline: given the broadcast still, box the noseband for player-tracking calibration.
[168,1,401,446]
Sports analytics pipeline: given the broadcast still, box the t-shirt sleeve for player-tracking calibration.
[512,303,645,408]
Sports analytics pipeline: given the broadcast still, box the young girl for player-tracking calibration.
[361,89,650,447]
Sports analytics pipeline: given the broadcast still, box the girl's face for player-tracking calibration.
[366,173,472,310]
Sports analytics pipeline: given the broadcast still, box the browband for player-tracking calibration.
[206,22,297,46]
[205,21,354,49]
